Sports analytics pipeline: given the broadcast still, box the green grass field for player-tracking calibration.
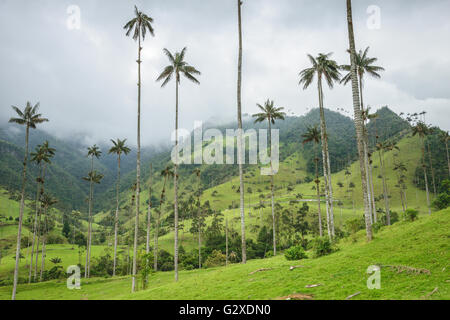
[1,208,448,300]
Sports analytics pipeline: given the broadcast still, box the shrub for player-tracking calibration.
[284,245,307,261]
[204,250,226,268]
[312,237,333,258]
[404,209,419,222]
[345,218,365,234]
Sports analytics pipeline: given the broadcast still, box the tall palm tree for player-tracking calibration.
[236,0,247,264]
[299,53,340,239]
[84,144,102,279]
[124,5,154,293]
[29,141,54,283]
[157,47,201,282]
[345,0,373,241]
[154,166,174,271]
[39,193,57,282]
[439,131,450,177]
[193,168,202,268]
[413,122,432,214]
[253,100,285,255]
[108,139,131,277]
[302,125,323,237]
[8,102,48,300]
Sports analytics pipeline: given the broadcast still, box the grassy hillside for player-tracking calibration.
[2,208,448,300]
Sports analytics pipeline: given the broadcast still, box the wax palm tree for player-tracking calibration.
[8,102,48,299]
[84,145,101,279]
[154,166,174,271]
[124,5,154,293]
[299,53,340,239]
[413,122,432,214]
[29,142,54,283]
[39,193,57,282]
[302,125,323,237]
[439,131,450,177]
[108,139,131,277]
[345,0,373,241]
[236,0,247,264]
[157,47,200,282]
[83,145,102,279]
[253,100,285,254]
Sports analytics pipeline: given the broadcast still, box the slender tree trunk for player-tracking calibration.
[174,79,180,282]
[346,0,372,241]
[132,32,142,293]
[197,175,202,269]
[317,77,332,239]
[426,141,437,196]
[113,155,121,277]
[29,166,42,283]
[146,164,152,282]
[378,150,391,225]
[39,207,48,282]
[85,156,94,279]
[314,152,323,237]
[34,211,41,282]
[12,125,29,300]
[421,139,431,215]
[268,120,276,256]
[237,0,246,264]
[225,218,229,266]
[368,160,377,222]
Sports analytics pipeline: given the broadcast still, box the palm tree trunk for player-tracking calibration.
[113,154,121,277]
[197,175,202,269]
[237,0,246,264]
[34,211,41,282]
[225,217,229,266]
[39,208,48,282]
[368,160,377,222]
[132,31,142,293]
[346,0,372,241]
[146,164,152,281]
[29,166,42,283]
[267,120,277,256]
[314,143,323,237]
[85,157,94,278]
[154,207,160,271]
[426,141,437,196]
[317,77,332,239]
[12,125,29,300]
[421,139,431,215]
[174,79,180,282]
[359,73,375,223]
[378,150,390,225]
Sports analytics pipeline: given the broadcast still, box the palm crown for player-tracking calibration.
[83,171,104,184]
[299,53,341,89]
[87,145,102,159]
[156,47,201,87]
[302,125,321,145]
[109,139,131,156]
[124,6,154,41]
[252,100,286,124]
[9,102,49,129]
[341,47,385,85]
[30,141,55,165]
[412,122,431,139]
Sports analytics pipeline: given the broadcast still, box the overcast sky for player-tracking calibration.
[1,0,449,147]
